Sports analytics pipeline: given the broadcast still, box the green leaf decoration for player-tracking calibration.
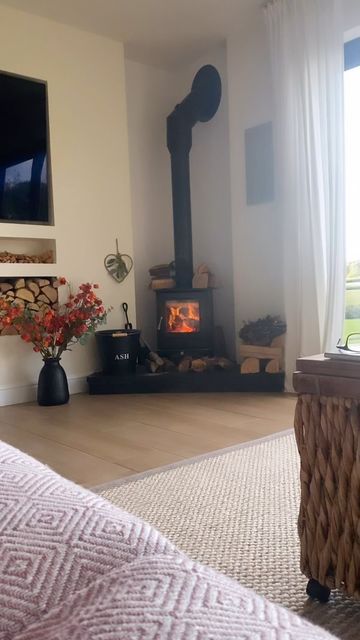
[104,239,133,283]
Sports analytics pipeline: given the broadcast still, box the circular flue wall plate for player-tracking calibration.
[190,65,222,122]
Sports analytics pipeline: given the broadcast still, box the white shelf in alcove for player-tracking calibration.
[0,263,59,278]
[0,223,56,240]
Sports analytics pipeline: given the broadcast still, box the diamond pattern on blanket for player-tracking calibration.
[0,440,336,640]
[12,556,336,640]
[0,442,174,640]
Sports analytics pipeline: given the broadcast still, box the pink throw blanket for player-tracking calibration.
[0,441,334,639]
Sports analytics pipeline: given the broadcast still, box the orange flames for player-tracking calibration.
[166,300,200,333]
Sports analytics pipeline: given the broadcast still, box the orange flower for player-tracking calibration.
[0,280,110,359]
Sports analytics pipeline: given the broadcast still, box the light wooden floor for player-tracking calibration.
[0,392,296,487]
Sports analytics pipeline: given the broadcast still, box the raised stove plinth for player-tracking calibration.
[87,367,284,395]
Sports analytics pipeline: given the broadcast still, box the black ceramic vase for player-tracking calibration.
[37,358,69,406]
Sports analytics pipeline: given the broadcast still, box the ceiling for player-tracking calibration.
[0,0,261,68]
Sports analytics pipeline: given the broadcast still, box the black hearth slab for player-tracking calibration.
[87,368,285,394]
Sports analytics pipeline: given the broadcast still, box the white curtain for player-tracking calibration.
[264,0,346,388]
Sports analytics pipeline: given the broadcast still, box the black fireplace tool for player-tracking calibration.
[122,302,132,330]
[121,302,155,365]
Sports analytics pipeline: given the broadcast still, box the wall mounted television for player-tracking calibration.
[0,71,51,224]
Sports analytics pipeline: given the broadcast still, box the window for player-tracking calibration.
[344,38,360,338]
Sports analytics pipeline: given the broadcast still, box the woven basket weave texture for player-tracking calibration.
[294,394,360,598]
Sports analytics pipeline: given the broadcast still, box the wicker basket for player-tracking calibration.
[294,393,360,599]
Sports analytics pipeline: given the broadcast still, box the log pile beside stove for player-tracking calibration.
[145,350,232,374]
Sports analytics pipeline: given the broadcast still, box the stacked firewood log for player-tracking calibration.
[0,250,53,264]
[0,278,58,336]
[148,262,218,290]
[239,334,285,374]
[148,264,175,290]
[192,263,217,288]
[145,352,233,374]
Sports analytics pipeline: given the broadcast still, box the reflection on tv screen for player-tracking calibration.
[0,73,50,224]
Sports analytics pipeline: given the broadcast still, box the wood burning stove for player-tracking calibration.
[156,288,214,358]
[154,66,220,359]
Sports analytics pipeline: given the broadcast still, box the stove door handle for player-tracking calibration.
[157,316,163,331]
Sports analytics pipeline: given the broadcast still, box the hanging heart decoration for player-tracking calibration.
[104,240,133,283]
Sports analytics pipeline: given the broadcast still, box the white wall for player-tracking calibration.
[125,60,177,348]
[227,17,284,355]
[0,5,135,404]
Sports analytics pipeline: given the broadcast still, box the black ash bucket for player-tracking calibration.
[95,329,140,375]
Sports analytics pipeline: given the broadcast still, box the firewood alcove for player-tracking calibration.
[0,277,58,336]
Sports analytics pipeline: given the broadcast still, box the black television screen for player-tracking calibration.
[0,72,50,224]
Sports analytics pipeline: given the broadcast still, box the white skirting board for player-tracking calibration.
[0,376,88,406]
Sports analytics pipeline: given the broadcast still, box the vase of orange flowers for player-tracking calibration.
[0,278,109,406]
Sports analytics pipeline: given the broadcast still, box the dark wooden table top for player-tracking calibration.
[294,354,360,398]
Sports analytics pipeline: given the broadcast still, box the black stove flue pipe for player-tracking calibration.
[167,65,221,289]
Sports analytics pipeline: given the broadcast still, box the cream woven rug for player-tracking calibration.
[96,431,360,640]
